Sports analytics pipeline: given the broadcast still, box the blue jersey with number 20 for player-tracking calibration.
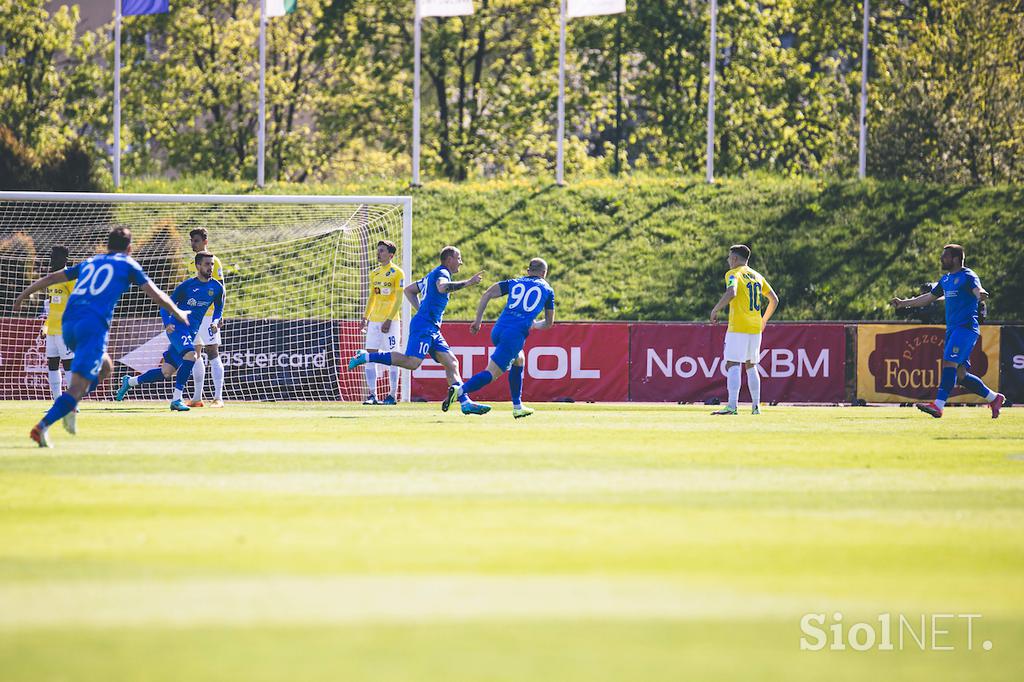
[494,277,555,336]
[62,253,151,328]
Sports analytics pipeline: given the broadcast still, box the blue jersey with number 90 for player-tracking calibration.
[62,253,151,328]
[493,276,555,336]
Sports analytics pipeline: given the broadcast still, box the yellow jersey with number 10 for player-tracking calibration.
[725,265,771,334]
[45,279,77,335]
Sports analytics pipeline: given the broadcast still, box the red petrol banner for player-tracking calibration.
[629,323,847,403]
[856,324,1000,403]
[410,322,630,402]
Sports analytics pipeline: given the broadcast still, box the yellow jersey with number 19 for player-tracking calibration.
[45,279,77,335]
[725,265,771,334]
[365,263,405,322]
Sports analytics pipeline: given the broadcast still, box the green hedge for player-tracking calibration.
[126,175,1024,321]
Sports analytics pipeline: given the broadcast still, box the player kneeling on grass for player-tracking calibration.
[13,227,189,447]
[891,243,1004,419]
[443,258,555,419]
[709,244,779,415]
[116,252,225,412]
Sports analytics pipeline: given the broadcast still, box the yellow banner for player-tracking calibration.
[856,324,1000,403]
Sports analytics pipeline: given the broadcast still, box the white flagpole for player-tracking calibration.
[258,0,267,187]
[858,0,869,180]
[113,0,122,188]
[556,0,567,186]
[705,0,717,184]
[412,0,422,186]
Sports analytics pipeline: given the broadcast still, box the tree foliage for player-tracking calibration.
[1,0,1022,186]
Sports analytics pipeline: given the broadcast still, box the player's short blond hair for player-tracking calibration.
[528,258,548,275]
[439,246,459,263]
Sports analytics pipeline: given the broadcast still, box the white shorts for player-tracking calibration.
[195,316,222,346]
[723,331,762,364]
[366,321,401,351]
[46,334,74,360]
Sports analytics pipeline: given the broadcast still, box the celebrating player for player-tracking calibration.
[348,246,484,411]
[444,258,555,418]
[115,252,225,412]
[187,228,226,408]
[39,245,76,401]
[13,227,189,447]
[709,244,779,415]
[360,240,404,405]
[891,243,1004,418]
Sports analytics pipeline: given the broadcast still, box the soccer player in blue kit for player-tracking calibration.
[348,246,485,411]
[891,243,1005,418]
[115,251,225,411]
[12,227,190,447]
[443,258,555,418]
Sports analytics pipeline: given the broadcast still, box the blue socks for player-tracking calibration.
[175,360,195,391]
[460,370,493,397]
[42,393,78,427]
[137,368,165,385]
[369,352,393,365]
[935,366,957,408]
[960,372,997,401]
[508,365,524,408]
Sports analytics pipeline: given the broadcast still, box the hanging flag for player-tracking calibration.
[420,0,474,17]
[122,0,168,15]
[567,0,625,18]
[267,0,297,17]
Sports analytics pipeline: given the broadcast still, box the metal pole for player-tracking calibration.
[858,0,869,180]
[412,1,422,186]
[614,14,622,176]
[401,196,413,402]
[556,0,567,186]
[113,0,122,188]
[258,0,267,187]
[705,0,717,184]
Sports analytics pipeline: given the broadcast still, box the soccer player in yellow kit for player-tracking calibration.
[709,244,779,415]
[360,240,404,405]
[188,228,226,407]
[41,245,76,401]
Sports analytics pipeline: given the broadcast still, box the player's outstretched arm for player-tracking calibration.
[532,308,555,331]
[470,283,502,334]
[439,271,484,293]
[12,271,69,312]
[761,287,780,331]
[972,286,989,302]
[142,281,190,325]
[891,292,938,309]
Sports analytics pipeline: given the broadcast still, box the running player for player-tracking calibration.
[891,243,1004,418]
[12,228,189,447]
[444,258,555,418]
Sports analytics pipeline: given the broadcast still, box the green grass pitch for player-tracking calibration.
[1,401,1022,681]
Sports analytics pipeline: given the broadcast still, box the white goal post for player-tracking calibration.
[0,192,412,403]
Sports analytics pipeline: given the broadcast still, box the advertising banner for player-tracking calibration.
[410,322,629,402]
[0,318,53,399]
[856,324,1000,403]
[999,326,1024,403]
[630,324,846,403]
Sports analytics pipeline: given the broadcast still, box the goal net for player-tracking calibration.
[0,192,412,402]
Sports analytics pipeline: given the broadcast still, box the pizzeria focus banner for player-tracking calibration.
[630,323,846,403]
[856,324,1000,403]
[410,322,629,402]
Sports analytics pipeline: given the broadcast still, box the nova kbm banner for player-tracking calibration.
[411,322,629,402]
[630,324,846,403]
[857,324,1001,403]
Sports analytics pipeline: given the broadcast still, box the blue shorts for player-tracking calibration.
[62,314,109,382]
[162,330,196,368]
[490,325,528,372]
[405,320,451,360]
[944,327,979,366]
